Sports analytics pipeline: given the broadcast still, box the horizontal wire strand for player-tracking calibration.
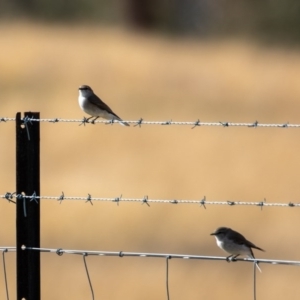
[1,193,299,208]
[23,247,300,266]
[0,117,298,128]
[0,248,16,252]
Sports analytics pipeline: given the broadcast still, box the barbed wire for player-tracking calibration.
[1,114,299,300]
[2,192,299,209]
[0,117,298,128]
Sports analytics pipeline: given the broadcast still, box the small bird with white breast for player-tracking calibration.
[211,227,265,271]
[78,85,130,126]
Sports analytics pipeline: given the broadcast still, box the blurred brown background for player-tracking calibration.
[1,1,300,299]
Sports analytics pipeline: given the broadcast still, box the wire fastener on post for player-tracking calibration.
[22,116,33,141]
[15,194,27,217]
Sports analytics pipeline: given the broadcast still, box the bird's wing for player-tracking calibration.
[227,230,264,252]
[245,241,265,252]
[227,230,247,245]
[89,94,122,120]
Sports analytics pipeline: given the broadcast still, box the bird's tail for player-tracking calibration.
[248,251,262,273]
[119,120,130,126]
[113,116,130,126]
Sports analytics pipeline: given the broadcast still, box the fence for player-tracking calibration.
[1,112,300,300]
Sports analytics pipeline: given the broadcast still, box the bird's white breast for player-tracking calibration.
[78,94,86,110]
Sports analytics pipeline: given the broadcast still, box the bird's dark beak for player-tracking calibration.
[210,233,215,236]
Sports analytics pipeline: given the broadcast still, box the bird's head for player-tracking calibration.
[79,85,93,97]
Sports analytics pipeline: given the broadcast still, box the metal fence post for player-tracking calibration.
[16,112,40,300]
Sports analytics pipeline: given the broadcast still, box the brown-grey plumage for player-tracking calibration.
[78,85,130,126]
[211,227,264,260]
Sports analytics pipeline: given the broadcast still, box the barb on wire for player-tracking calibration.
[220,121,229,127]
[30,191,38,204]
[199,196,206,209]
[112,194,122,206]
[106,119,116,126]
[79,117,89,126]
[82,253,94,300]
[50,118,59,123]
[257,198,266,211]
[166,256,171,300]
[2,193,300,208]
[0,118,15,122]
[134,118,143,127]
[86,194,93,206]
[280,122,289,128]
[2,249,9,300]
[142,195,150,207]
[58,192,65,204]
[162,120,172,125]
[248,121,258,128]
[191,119,201,129]
[4,192,16,204]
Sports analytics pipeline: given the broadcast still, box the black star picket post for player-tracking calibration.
[16,112,40,300]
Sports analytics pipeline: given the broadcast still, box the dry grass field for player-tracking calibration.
[1,21,300,299]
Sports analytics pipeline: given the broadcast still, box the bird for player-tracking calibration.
[78,85,130,126]
[211,227,265,271]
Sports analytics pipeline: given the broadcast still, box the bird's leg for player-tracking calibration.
[231,254,239,261]
[226,254,239,262]
[91,116,99,124]
[226,255,233,262]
